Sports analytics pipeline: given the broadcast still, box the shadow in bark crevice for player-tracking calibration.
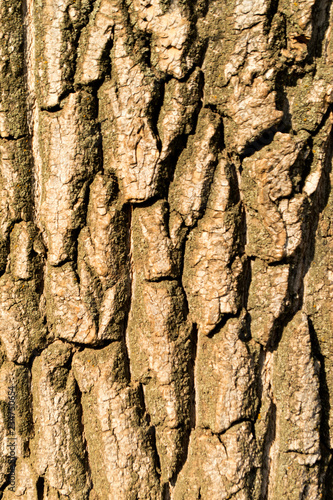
[307,316,333,497]
[36,476,44,500]
[259,400,277,500]
[267,119,333,352]
[189,324,198,430]
[307,0,333,62]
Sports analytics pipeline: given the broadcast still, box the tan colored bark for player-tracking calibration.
[0,0,333,498]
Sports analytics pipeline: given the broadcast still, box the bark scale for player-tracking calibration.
[0,0,333,498]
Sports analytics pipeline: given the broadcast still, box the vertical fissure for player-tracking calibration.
[260,400,277,500]
[190,324,198,431]
[256,349,278,500]
[307,315,333,497]
[123,203,134,382]
[22,0,43,231]
[36,476,44,500]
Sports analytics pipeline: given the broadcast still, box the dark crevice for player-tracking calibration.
[239,85,295,161]
[131,194,166,210]
[157,127,201,199]
[180,45,208,82]
[195,0,209,19]
[265,0,280,32]
[265,297,298,352]
[250,121,332,356]
[137,30,154,70]
[266,256,292,267]
[137,385,159,480]
[36,476,44,500]
[122,0,155,68]
[27,349,41,371]
[55,337,118,351]
[41,102,63,112]
[308,317,331,451]
[70,232,83,287]
[156,81,204,200]
[167,111,225,290]
[22,0,40,230]
[122,203,134,382]
[206,311,239,339]
[307,0,332,62]
[259,401,276,500]
[41,45,112,112]
[68,172,96,280]
[240,128,277,159]
[62,350,74,372]
[0,134,28,142]
[171,324,198,488]
[298,121,333,282]
[161,323,197,488]
[75,74,111,95]
[285,449,322,456]
[20,326,51,368]
[256,348,267,412]
[170,417,194,486]
[74,379,94,494]
[301,484,310,500]
[240,249,252,325]
[294,140,313,194]
[147,276,179,284]
[91,91,107,178]
[203,102,218,114]
[137,382,148,421]
[266,119,332,350]
[0,225,16,278]
[238,310,252,342]
[149,80,165,154]
[310,104,333,138]
[62,0,97,89]
[275,79,292,128]
[148,423,162,479]
[189,324,198,430]
[0,459,16,494]
[239,118,290,161]
[91,32,114,84]
[324,454,333,498]
[217,417,254,436]
[175,28,208,83]
[162,482,171,500]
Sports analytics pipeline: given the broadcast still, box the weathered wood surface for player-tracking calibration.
[0,0,333,497]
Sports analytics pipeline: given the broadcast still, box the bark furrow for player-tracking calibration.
[0,0,333,498]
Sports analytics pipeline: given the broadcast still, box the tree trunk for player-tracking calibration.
[0,0,332,498]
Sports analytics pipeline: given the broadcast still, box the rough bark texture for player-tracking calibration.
[0,0,333,498]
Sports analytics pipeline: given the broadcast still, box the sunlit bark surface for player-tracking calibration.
[0,0,333,498]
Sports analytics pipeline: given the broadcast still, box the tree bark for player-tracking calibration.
[0,0,333,498]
